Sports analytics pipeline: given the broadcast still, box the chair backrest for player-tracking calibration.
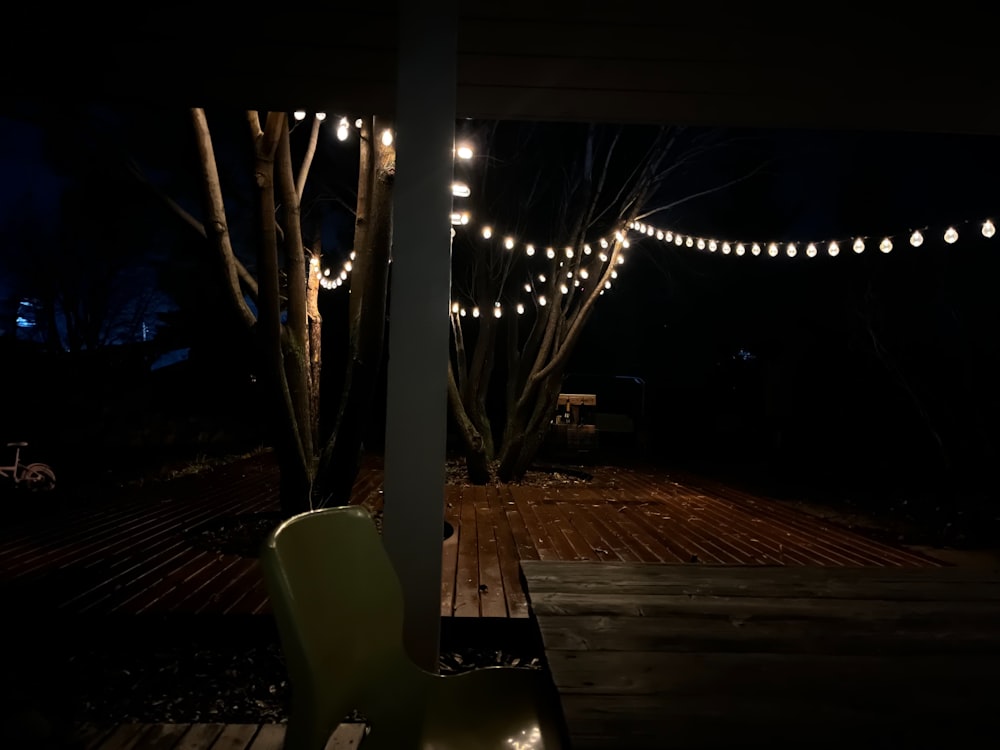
[260,505,410,746]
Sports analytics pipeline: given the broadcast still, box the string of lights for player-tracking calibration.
[300,110,996,316]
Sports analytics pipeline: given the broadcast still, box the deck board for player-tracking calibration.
[0,452,945,621]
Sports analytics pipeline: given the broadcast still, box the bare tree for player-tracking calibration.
[447,123,736,482]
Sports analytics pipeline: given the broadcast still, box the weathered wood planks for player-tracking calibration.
[521,560,1000,749]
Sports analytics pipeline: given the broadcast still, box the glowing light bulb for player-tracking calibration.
[566,271,573,278]
[583,244,592,255]
[323,268,331,276]
[611,270,618,279]
[565,247,574,258]
[598,252,608,262]
[340,270,347,280]
[451,302,459,314]
[944,227,958,244]
[546,247,555,259]
[336,124,349,141]
[733,243,743,256]
[983,220,996,238]
[708,240,718,252]
[344,261,353,271]
[451,182,470,197]
[696,238,706,250]
[828,241,840,256]
[525,244,535,256]
[456,144,473,159]
[646,226,654,236]
[538,295,547,306]
[450,212,462,225]
[293,110,307,121]
[674,235,683,246]
[604,280,612,289]
[767,243,778,257]
[580,269,589,279]
[538,274,546,282]
[751,243,761,256]
[622,239,630,248]
[523,283,531,292]
[600,238,609,248]
[472,307,480,318]
[853,237,865,253]
[380,130,394,146]
[616,254,625,265]
[656,231,664,240]
[504,237,515,249]
[665,232,673,242]
[350,251,356,260]
[685,237,693,247]
[355,118,363,128]
[315,112,327,121]
[786,243,797,258]
[560,284,568,294]
[482,226,493,239]
[460,213,470,225]
[516,303,525,315]
[806,243,818,258]
[460,308,467,317]
[494,306,502,318]
[879,237,893,253]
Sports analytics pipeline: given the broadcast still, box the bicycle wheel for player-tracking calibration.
[19,462,56,491]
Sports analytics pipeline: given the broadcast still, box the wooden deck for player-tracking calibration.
[0,452,941,622]
[77,721,365,749]
[521,560,1000,748]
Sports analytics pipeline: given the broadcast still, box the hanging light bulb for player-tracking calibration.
[460,308,467,317]
[293,110,307,121]
[908,230,923,247]
[504,237,515,249]
[982,219,996,238]
[599,238,609,248]
[451,182,471,197]
[598,252,608,262]
[525,244,535,256]
[472,307,480,318]
[616,254,625,265]
[879,237,893,253]
[604,280,612,289]
[656,231,664,240]
[665,231,673,242]
[786,243,797,258]
[696,238,706,250]
[579,269,589,279]
[685,237,694,247]
[708,240,718,252]
[751,243,761,256]
[828,241,840,257]
[336,122,349,141]
[560,284,569,294]
[853,237,865,253]
[523,283,531,292]
[944,227,959,244]
[767,243,778,257]
[494,306,502,318]
[451,302,459,314]
[460,213,470,225]
[482,226,492,239]
[315,112,327,121]
[546,247,556,259]
[806,243,818,258]
[583,244,592,255]
[610,270,618,279]
[537,274,546,282]
[456,144,473,159]
[380,129,394,146]
[355,118,363,128]
[674,235,683,246]
[565,247,574,258]
[538,295,547,306]
[516,303,525,315]
[646,226,654,236]
[344,261,353,271]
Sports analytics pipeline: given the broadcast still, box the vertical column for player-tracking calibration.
[382,3,457,672]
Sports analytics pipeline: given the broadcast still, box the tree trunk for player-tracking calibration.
[447,362,491,484]
[314,116,394,506]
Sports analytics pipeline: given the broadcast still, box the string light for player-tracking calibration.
[879,237,893,253]
[853,238,865,254]
[944,227,959,244]
[983,220,996,238]
[452,182,471,197]
[456,144,474,159]
[482,226,492,239]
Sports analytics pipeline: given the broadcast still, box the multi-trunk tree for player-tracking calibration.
[447,121,723,482]
[157,110,394,515]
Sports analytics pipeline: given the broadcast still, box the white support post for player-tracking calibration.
[382,3,457,672]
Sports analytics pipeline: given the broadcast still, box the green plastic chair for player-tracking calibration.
[260,505,567,750]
